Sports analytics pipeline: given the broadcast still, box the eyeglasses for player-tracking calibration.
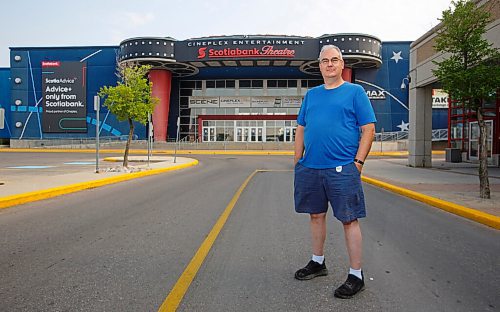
[319,57,342,65]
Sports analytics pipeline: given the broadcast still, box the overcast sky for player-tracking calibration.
[0,0,453,67]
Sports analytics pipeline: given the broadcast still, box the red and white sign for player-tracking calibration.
[41,61,61,67]
[197,45,295,59]
[432,89,449,109]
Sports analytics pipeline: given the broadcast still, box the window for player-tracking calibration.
[180,97,189,108]
[252,80,263,88]
[180,81,195,88]
[239,80,251,88]
[308,80,323,88]
[180,89,192,96]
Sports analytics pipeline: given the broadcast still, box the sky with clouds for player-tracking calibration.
[0,0,454,67]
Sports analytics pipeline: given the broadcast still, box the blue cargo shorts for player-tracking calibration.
[294,162,366,223]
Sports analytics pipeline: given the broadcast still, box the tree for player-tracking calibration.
[433,0,500,199]
[99,64,159,168]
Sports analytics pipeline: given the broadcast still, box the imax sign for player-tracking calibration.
[366,90,386,100]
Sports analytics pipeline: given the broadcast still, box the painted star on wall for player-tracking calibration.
[391,51,403,63]
[397,120,409,131]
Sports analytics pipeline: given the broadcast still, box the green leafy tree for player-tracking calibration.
[433,0,500,199]
[99,64,158,168]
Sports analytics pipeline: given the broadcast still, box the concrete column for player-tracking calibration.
[149,69,172,142]
[408,86,433,167]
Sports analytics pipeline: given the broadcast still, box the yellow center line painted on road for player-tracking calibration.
[158,170,259,312]
[257,169,292,172]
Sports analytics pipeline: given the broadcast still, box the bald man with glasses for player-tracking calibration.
[293,45,376,299]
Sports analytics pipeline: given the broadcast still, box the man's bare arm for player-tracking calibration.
[294,125,305,165]
[355,123,375,171]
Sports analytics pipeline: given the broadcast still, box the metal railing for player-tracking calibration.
[9,129,449,149]
[375,131,408,142]
[432,129,448,141]
[375,129,448,142]
[10,136,143,149]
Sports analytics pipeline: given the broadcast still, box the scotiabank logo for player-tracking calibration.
[198,47,208,58]
[197,45,295,59]
[41,61,61,67]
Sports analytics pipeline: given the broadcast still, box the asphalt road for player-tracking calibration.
[0,155,499,312]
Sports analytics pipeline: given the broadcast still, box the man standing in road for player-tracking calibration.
[293,44,376,299]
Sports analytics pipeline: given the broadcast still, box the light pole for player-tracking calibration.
[147,113,152,167]
[94,95,100,173]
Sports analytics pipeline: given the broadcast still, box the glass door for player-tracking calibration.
[283,126,296,142]
[235,127,248,142]
[202,126,216,142]
[468,120,492,160]
[249,127,264,142]
[235,126,264,142]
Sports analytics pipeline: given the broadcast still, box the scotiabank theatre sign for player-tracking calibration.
[176,38,318,61]
[197,46,295,58]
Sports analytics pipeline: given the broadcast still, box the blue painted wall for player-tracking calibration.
[0,68,12,139]
[8,46,146,140]
[356,42,411,133]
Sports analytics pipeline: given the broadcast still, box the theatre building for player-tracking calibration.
[0,34,445,145]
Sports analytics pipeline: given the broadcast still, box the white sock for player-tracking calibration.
[312,254,324,264]
[349,267,363,280]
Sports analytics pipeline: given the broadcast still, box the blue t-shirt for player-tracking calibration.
[297,82,376,169]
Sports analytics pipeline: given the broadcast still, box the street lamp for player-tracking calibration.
[400,76,411,89]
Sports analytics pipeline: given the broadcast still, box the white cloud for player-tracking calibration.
[105,11,156,45]
[109,11,156,28]
[109,29,126,45]
[124,12,155,27]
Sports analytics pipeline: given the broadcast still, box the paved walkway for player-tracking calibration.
[362,156,500,217]
[0,155,198,209]
[0,149,498,229]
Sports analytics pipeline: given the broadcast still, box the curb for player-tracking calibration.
[102,157,172,162]
[361,176,500,230]
[0,159,199,210]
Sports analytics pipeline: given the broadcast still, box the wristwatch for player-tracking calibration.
[354,158,365,166]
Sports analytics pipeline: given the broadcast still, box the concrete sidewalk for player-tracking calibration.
[360,155,500,229]
[0,149,498,229]
[362,156,500,217]
[0,156,198,209]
